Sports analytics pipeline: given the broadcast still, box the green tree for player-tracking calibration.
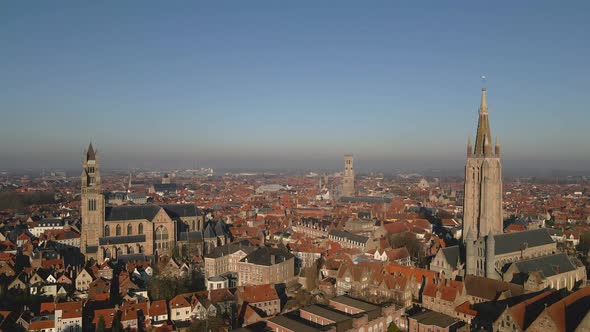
[96,315,106,332]
[388,322,401,332]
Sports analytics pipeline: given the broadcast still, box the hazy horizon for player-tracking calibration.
[2,2,589,171]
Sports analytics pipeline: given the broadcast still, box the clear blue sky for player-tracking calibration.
[1,1,589,170]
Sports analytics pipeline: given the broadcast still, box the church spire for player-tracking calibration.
[473,87,492,156]
[87,143,96,161]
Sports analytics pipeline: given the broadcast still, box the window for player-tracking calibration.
[138,223,143,234]
[156,226,169,242]
[127,224,133,235]
[104,225,110,237]
[116,224,121,236]
[88,199,97,211]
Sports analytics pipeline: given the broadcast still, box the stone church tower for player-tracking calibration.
[463,87,503,278]
[342,154,355,197]
[463,87,503,240]
[80,143,105,256]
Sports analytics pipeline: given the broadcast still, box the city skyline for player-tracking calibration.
[2,2,589,170]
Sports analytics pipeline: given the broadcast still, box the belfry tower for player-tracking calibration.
[342,154,355,197]
[81,143,105,257]
[463,87,503,241]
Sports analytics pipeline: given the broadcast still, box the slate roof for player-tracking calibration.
[441,246,460,269]
[267,315,321,332]
[328,230,369,244]
[99,235,146,245]
[161,204,201,218]
[241,246,294,266]
[513,253,577,278]
[330,295,379,313]
[205,240,256,259]
[153,183,177,192]
[409,309,462,328]
[301,304,351,323]
[105,206,161,222]
[493,228,554,255]
[38,218,64,227]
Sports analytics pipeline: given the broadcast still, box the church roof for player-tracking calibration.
[161,204,201,218]
[513,253,577,279]
[441,246,460,269]
[105,206,161,222]
[87,143,96,160]
[104,204,200,222]
[493,228,554,255]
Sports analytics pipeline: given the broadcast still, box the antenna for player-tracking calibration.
[481,75,487,90]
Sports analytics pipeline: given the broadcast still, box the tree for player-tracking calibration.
[388,322,401,332]
[577,231,590,253]
[96,315,106,332]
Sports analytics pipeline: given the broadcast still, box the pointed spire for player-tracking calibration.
[87,143,96,161]
[484,136,491,156]
[474,87,492,156]
[480,87,488,114]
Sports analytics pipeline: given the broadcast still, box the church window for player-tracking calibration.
[104,225,110,237]
[116,224,121,236]
[127,224,133,235]
[156,226,169,242]
[138,223,143,234]
[89,199,97,211]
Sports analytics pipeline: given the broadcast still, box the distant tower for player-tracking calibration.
[81,143,105,257]
[342,154,355,197]
[162,173,171,184]
[463,86,503,240]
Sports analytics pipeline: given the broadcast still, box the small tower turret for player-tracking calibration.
[485,231,497,279]
[484,136,492,156]
[494,136,500,157]
[467,136,473,157]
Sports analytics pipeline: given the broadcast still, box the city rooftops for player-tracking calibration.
[409,309,462,328]
[330,295,380,313]
[301,304,351,323]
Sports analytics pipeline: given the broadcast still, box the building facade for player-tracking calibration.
[79,144,204,262]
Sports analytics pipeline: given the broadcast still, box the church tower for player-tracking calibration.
[463,87,503,279]
[81,143,105,256]
[463,87,503,240]
[342,154,355,197]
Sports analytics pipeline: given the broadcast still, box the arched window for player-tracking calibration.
[127,224,133,235]
[156,226,169,245]
[104,248,111,259]
[104,225,110,237]
[138,223,143,235]
[128,246,134,254]
[116,224,121,236]
[138,245,144,254]
[116,247,123,257]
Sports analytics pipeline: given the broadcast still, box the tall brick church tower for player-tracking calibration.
[463,87,503,278]
[81,143,105,258]
[463,87,503,240]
